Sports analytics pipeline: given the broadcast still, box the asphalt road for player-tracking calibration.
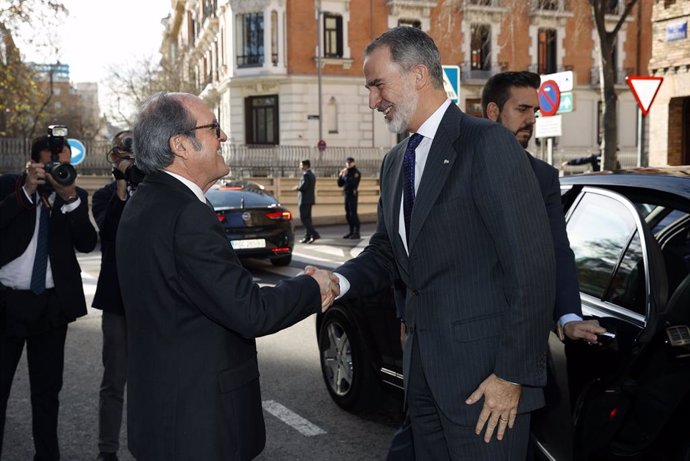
[3,223,403,461]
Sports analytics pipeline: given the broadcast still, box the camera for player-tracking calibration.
[45,125,77,187]
[109,131,145,188]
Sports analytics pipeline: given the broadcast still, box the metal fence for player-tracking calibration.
[0,138,389,178]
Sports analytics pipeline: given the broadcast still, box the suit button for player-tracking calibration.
[412,290,419,296]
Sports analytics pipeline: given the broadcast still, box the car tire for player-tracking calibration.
[318,306,380,412]
[271,254,292,266]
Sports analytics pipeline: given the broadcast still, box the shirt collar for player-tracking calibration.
[415,99,452,140]
[162,170,207,203]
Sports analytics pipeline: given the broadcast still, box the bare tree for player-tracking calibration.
[103,54,199,127]
[590,0,639,170]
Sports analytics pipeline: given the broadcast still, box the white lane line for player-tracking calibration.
[262,400,326,437]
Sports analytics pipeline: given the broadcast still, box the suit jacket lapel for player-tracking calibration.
[409,104,463,250]
[384,143,409,264]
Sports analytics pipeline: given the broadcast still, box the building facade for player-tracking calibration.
[161,0,652,166]
[649,0,690,166]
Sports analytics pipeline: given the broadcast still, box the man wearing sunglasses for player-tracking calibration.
[116,92,338,460]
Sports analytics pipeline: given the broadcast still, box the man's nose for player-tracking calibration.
[220,129,228,142]
[368,91,380,110]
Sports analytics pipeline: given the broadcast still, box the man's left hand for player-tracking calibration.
[465,373,521,443]
[47,174,78,203]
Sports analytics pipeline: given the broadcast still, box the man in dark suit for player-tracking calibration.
[0,136,97,460]
[116,92,337,461]
[295,159,320,243]
[333,27,555,459]
[338,157,361,239]
[91,130,138,461]
[481,71,606,343]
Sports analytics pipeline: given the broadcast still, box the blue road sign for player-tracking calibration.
[68,138,86,165]
[442,65,461,104]
[538,80,561,117]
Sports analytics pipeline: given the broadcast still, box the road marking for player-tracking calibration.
[262,400,326,437]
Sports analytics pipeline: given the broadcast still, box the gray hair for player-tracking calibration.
[365,27,444,89]
[132,92,200,173]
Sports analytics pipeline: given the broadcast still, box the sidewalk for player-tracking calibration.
[292,202,378,228]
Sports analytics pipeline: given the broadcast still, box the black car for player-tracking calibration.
[205,180,294,266]
[316,167,690,460]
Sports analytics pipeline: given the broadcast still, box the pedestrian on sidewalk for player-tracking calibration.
[338,157,361,239]
[295,159,320,244]
[91,130,141,461]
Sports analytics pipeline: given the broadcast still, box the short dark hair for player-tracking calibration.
[133,92,198,174]
[30,135,71,162]
[346,157,355,163]
[481,71,541,117]
[365,26,444,90]
[301,159,311,168]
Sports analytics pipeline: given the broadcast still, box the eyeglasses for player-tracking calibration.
[188,122,221,139]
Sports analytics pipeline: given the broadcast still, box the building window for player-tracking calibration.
[465,98,483,117]
[271,10,278,65]
[398,18,421,28]
[323,13,343,58]
[237,12,264,67]
[245,95,279,145]
[327,97,338,134]
[536,0,559,10]
[538,28,557,74]
[604,0,619,15]
[471,24,491,71]
[469,0,494,4]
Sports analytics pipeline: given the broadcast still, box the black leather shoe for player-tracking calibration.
[349,233,361,239]
[97,453,119,461]
[299,237,310,243]
[343,233,352,238]
[308,236,319,244]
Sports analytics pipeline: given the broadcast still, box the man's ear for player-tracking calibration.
[486,102,500,122]
[413,64,428,89]
[169,134,188,159]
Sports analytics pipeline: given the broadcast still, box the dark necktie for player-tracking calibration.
[403,133,423,242]
[30,204,50,295]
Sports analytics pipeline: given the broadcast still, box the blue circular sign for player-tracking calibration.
[68,138,86,165]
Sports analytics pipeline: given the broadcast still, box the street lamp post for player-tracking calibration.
[316,0,323,158]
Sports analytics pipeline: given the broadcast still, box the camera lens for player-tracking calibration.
[46,162,77,186]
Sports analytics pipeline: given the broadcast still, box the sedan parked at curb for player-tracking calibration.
[206,181,294,266]
[316,167,690,460]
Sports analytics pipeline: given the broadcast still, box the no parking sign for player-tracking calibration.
[538,80,561,117]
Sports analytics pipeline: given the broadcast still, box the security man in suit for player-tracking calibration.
[481,71,606,342]
[295,159,320,244]
[0,134,97,460]
[333,27,555,459]
[338,157,361,239]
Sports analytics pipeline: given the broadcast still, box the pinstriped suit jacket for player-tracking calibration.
[335,104,556,425]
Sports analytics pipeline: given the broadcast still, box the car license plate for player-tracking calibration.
[230,238,265,249]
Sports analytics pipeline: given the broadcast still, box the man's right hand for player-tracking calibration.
[303,265,340,311]
[339,168,348,177]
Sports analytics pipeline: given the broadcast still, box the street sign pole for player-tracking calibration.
[547,137,553,166]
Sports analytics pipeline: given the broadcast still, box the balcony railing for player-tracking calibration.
[590,67,633,86]
[460,62,505,81]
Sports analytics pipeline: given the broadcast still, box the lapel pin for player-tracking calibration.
[443,159,450,164]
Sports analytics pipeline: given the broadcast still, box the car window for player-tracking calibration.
[606,230,646,315]
[567,192,638,300]
[206,188,279,208]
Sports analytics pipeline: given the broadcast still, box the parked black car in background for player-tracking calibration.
[205,181,294,266]
[316,167,690,460]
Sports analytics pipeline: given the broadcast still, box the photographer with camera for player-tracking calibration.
[91,130,141,461]
[0,127,97,461]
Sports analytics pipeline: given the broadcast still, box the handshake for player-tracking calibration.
[303,265,341,311]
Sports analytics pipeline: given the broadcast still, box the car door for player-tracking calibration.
[531,186,668,461]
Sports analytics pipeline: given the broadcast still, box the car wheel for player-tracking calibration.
[271,254,292,266]
[318,306,379,412]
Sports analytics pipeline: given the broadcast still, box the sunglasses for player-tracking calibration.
[188,122,221,139]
